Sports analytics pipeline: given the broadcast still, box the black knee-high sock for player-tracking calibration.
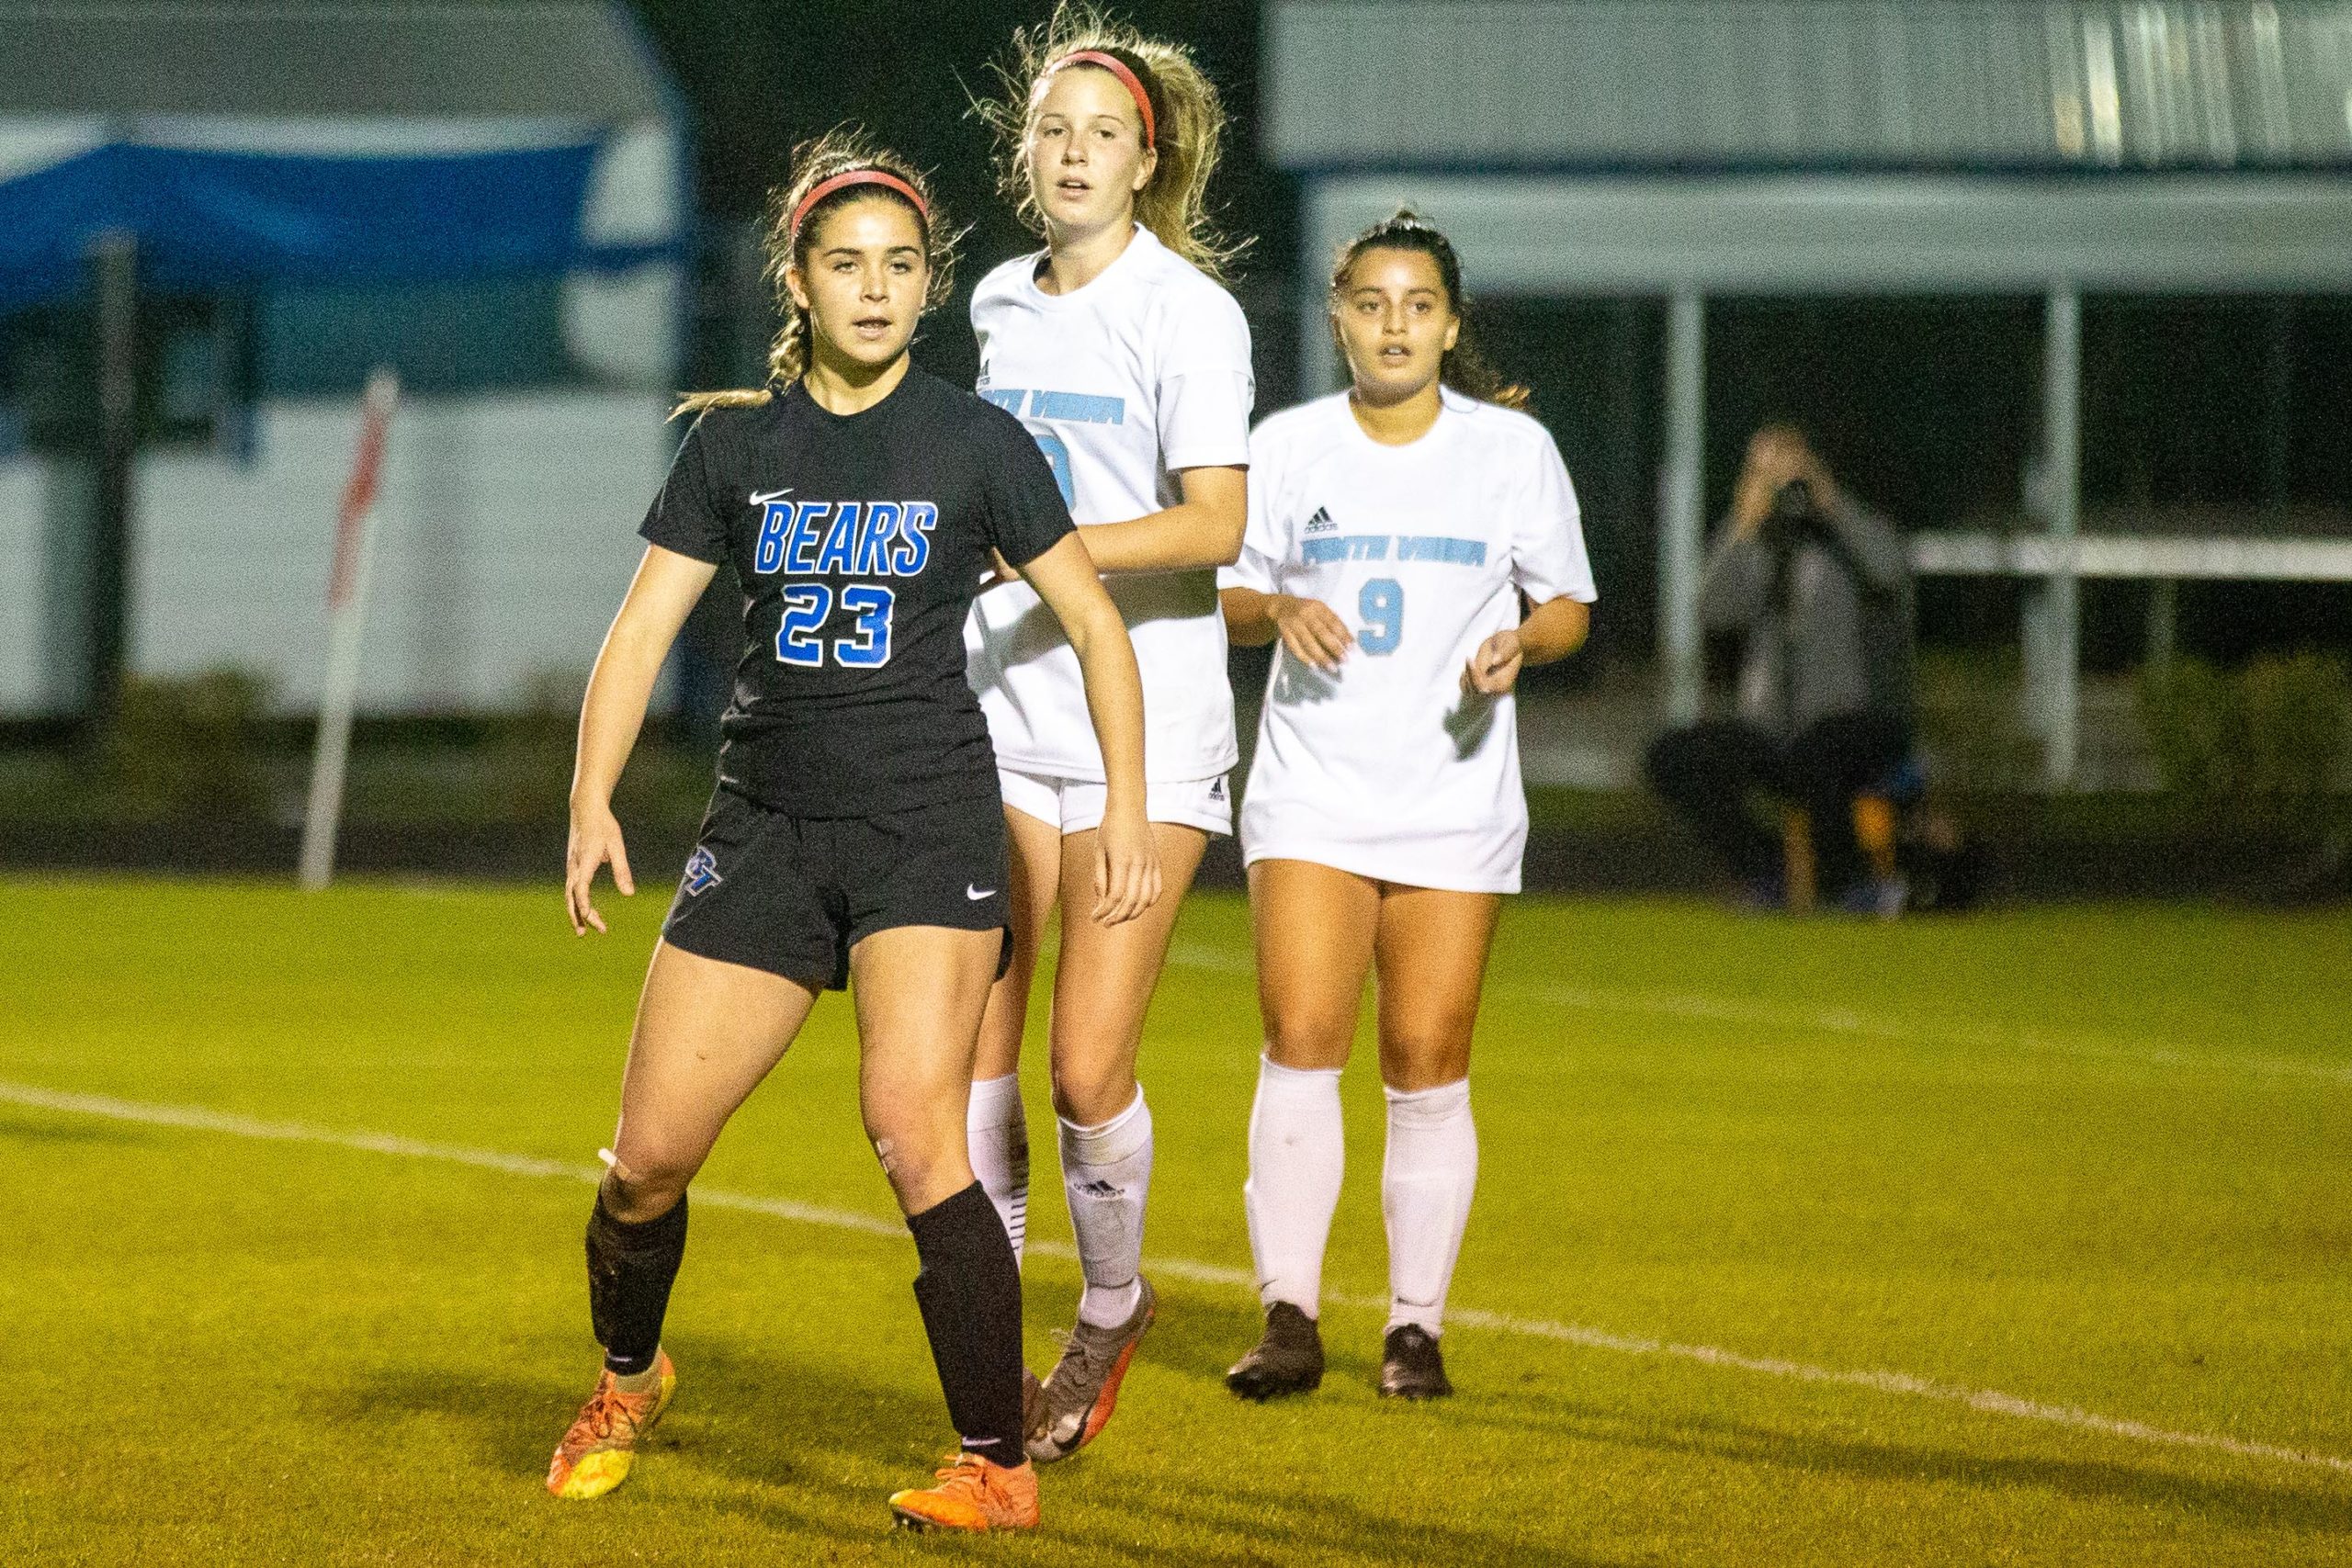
[586,1190,687,1376]
[908,1181,1025,1466]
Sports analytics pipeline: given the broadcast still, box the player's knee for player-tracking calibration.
[1261,1011,1354,1071]
[1378,1023,1472,1090]
[865,1118,962,1207]
[1047,1055,1136,1126]
[601,1152,694,1223]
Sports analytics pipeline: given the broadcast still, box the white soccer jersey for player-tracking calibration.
[964,224,1254,784]
[1222,389,1596,893]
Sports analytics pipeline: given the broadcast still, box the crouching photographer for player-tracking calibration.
[1645,424,1915,912]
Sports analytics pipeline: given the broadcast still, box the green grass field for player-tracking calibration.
[7,876,2350,1565]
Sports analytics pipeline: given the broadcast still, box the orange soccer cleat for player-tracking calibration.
[888,1450,1041,1532]
[546,1351,676,1500]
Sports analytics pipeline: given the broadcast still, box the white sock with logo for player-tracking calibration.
[1243,1055,1346,1318]
[967,1073,1029,1266]
[1381,1078,1476,1337]
[1061,1089,1152,1329]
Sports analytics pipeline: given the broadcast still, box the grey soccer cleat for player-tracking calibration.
[1026,1275,1156,1463]
[1226,1301,1326,1402]
[1377,1324,1453,1400]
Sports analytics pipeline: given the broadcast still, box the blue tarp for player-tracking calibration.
[0,140,676,311]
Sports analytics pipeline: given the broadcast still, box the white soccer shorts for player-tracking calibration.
[996,766,1233,838]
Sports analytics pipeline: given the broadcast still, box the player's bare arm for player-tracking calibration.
[1462,593,1589,696]
[566,544,718,934]
[981,466,1246,588]
[1012,531,1162,924]
[1061,462,1247,573]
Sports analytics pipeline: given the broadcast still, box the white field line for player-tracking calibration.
[1163,944,2352,1087]
[6,1079,2348,1480]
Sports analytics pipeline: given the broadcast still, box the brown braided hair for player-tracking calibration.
[675,128,960,416]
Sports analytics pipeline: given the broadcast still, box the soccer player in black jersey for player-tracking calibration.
[545,130,1159,1535]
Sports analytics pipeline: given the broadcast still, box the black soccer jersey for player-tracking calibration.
[639,367,1076,818]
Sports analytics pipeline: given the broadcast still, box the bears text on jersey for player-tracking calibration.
[752,500,939,579]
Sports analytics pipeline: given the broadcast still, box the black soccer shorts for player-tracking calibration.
[660,787,1012,990]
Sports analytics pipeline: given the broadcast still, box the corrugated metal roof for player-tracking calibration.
[0,1,668,120]
[1301,171,2352,291]
[1267,1,2352,170]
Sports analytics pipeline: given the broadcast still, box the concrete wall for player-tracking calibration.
[0,390,674,715]
[0,459,46,712]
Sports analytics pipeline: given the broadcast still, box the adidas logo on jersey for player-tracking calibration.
[1304,506,1337,536]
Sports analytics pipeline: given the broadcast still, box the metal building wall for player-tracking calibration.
[1265,1,2352,788]
[1269,1,2352,171]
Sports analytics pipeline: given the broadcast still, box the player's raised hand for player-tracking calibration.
[1092,807,1163,927]
[1732,423,1837,536]
[564,800,635,935]
[1463,628,1524,694]
[1270,594,1353,672]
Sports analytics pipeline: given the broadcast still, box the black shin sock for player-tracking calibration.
[585,1190,688,1376]
[907,1181,1025,1466]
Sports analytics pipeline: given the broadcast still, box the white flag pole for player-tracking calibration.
[299,369,399,891]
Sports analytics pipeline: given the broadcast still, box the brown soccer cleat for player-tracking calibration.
[1226,1300,1325,1401]
[1027,1275,1156,1462]
[888,1450,1041,1532]
[1377,1324,1453,1400]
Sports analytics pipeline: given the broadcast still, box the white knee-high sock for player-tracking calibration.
[1243,1056,1346,1318]
[1061,1089,1152,1329]
[967,1073,1029,1265]
[1382,1079,1476,1337]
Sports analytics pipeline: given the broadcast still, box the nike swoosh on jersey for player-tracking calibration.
[749,487,795,505]
[967,885,997,900]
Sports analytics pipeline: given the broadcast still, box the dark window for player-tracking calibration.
[256,276,576,396]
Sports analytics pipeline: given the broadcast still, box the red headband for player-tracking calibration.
[1048,49,1156,149]
[789,169,929,241]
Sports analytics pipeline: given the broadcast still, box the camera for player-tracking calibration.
[1758,479,1830,552]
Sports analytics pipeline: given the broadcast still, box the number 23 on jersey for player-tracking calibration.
[777,583,894,668]
[752,496,938,670]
